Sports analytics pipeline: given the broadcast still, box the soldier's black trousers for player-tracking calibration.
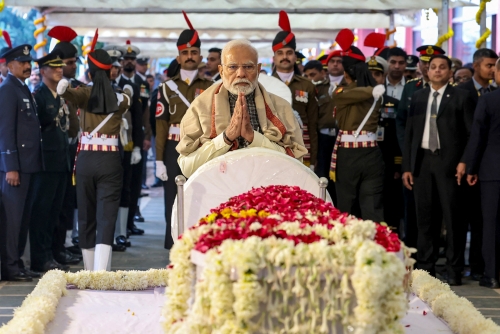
[76,151,122,249]
[0,172,33,278]
[25,171,67,268]
[335,147,384,222]
[127,150,143,230]
[120,151,133,208]
[163,139,182,249]
[480,181,500,280]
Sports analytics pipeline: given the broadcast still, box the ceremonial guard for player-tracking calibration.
[47,25,83,262]
[155,11,213,249]
[0,44,42,281]
[396,44,445,248]
[329,29,385,222]
[303,59,337,204]
[272,11,318,169]
[117,40,151,234]
[105,45,144,249]
[24,49,77,272]
[57,32,132,271]
[0,31,12,84]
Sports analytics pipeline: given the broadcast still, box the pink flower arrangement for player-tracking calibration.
[191,185,400,254]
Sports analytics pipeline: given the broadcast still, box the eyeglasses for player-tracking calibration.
[222,64,258,74]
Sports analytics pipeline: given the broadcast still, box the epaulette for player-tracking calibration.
[450,82,458,87]
[407,77,420,83]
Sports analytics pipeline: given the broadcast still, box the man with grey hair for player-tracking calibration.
[176,39,307,178]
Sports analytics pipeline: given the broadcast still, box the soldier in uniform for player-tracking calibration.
[0,31,12,84]
[396,45,445,249]
[105,46,144,249]
[404,55,419,80]
[303,60,337,204]
[295,51,306,75]
[24,50,77,272]
[116,41,151,233]
[47,25,84,262]
[155,11,213,249]
[0,44,42,281]
[272,11,318,169]
[57,34,132,271]
[329,29,385,222]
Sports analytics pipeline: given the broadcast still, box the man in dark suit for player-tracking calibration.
[0,45,43,281]
[466,58,500,289]
[402,55,475,286]
[458,48,498,281]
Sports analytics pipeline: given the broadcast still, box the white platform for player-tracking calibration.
[45,288,451,333]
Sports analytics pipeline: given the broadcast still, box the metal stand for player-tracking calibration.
[175,175,187,236]
[319,177,328,201]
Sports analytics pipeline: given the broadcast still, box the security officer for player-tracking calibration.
[104,46,143,249]
[272,11,318,169]
[329,29,385,222]
[303,59,337,204]
[395,44,445,249]
[48,25,84,258]
[116,41,151,235]
[155,10,213,249]
[404,55,419,80]
[25,49,79,272]
[0,44,42,281]
[57,39,132,271]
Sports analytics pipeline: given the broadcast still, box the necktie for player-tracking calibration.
[429,91,439,152]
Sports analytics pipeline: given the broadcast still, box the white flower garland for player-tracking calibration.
[411,270,500,334]
[163,218,412,333]
[0,270,67,334]
[0,269,169,334]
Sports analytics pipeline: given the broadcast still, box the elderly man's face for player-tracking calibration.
[219,45,261,95]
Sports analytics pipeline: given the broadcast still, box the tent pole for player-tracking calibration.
[438,0,449,54]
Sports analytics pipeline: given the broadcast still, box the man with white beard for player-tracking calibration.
[176,39,307,178]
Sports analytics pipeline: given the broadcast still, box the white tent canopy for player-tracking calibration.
[9,0,476,57]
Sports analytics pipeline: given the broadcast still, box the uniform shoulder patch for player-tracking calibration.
[156,101,165,117]
[335,87,343,94]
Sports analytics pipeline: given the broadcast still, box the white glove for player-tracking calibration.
[57,79,69,95]
[130,147,141,165]
[372,84,385,100]
[123,84,134,98]
[155,160,168,181]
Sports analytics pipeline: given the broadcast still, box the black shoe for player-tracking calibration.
[3,272,32,282]
[32,260,70,273]
[66,245,82,256]
[471,273,483,281]
[20,268,41,278]
[141,184,149,190]
[447,276,462,286]
[480,277,500,289]
[129,224,144,235]
[151,180,163,188]
[134,215,145,223]
[112,243,126,252]
[54,250,81,265]
[116,235,131,247]
[72,237,79,246]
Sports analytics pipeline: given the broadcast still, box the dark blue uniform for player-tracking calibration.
[0,74,42,279]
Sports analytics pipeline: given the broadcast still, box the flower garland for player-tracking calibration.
[0,269,169,334]
[411,270,500,334]
[0,270,67,334]
[163,185,412,333]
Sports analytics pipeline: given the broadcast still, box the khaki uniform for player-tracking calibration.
[330,82,384,222]
[273,73,318,166]
[155,73,213,249]
[61,85,131,249]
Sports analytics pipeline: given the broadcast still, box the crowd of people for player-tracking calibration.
[0,10,499,291]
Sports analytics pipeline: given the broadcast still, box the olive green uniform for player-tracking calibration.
[331,82,384,222]
[155,74,213,249]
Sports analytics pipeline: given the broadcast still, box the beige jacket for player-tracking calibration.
[176,82,307,177]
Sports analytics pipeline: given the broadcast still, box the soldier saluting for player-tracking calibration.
[0,44,42,281]
[57,30,132,271]
[155,11,212,250]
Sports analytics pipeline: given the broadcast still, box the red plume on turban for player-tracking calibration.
[48,26,77,43]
